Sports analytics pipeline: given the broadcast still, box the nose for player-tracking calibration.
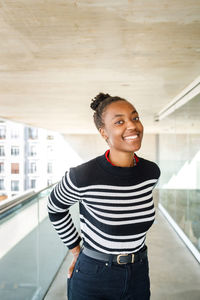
[126,119,137,130]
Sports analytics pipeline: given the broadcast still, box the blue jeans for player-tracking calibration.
[67,247,151,300]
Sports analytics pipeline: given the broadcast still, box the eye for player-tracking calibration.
[133,116,140,121]
[115,120,124,125]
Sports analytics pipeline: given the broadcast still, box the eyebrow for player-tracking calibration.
[112,110,138,119]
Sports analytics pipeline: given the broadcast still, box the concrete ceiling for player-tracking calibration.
[0,0,200,134]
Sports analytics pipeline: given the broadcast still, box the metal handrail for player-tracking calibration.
[0,183,56,215]
[0,190,35,214]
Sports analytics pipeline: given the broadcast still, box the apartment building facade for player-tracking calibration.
[0,120,59,201]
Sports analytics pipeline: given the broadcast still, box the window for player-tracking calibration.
[47,162,53,173]
[0,127,6,139]
[11,128,19,139]
[11,163,19,174]
[0,146,5,156]
[28,128,38,139]
[11,180,19,191]
[0,162,4,173]
[29,162,37,173]
[29,145,37,156]
[47,145,53,155]
[0,179,5,190]
[30,179,36,189]
[11,146,20,156]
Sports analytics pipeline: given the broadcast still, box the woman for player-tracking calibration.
[47,92,161,300]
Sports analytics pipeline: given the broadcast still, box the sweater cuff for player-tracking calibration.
[68,236,82,250]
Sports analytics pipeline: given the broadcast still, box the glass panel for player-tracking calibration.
[0,198,38,300]
[0,186,79,299]
[159,94,200,253]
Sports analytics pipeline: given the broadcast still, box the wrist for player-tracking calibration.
[70,244,81,257]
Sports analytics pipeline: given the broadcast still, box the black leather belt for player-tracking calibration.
[82,245,147,265]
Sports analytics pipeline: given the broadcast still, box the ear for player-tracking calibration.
[99,127,108,142]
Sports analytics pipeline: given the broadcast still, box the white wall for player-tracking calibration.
[63,133,158,164]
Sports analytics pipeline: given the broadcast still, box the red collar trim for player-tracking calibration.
[105,149,139,166]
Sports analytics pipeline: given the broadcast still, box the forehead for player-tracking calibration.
[103,100,137,117]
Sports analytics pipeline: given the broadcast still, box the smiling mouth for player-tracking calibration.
[123,134,139,140]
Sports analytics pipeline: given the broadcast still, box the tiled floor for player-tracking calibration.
[44,209,200,300]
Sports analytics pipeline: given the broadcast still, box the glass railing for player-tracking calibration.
[0,185,80,300]
[159,188,200,256]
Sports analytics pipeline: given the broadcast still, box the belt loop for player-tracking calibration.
[139,252,143,262]
[108,254,114,267]
[139,246,147,262]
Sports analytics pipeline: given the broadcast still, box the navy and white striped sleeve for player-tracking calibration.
[47,168,82,249]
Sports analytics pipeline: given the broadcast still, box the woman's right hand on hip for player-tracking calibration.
[68,244,81,278]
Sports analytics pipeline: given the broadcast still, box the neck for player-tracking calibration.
[108,148,135,167]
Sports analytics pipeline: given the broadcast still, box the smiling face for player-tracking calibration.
[99,100,144,153]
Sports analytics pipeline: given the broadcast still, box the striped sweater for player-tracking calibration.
[47,151,161,254]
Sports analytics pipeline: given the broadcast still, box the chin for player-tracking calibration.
[128,144,142,152]
[112,140,142,153]
[117,145,141,153]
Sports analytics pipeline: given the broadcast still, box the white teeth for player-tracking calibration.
[124,135,138,140]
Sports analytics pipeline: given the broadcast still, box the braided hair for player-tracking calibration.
[90,92,126,130]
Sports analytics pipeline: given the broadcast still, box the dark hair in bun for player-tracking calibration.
[90,92,126,130]
[90,93,111,111]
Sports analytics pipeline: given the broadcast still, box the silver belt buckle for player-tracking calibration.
[117,253,135,264]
